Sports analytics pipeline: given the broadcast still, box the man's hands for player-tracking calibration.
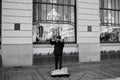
[49,38,64,42]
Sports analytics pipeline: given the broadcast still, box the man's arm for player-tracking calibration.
[61,39,65,47]
[50,39,56,45]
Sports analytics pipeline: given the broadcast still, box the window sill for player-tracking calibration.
[33,43,78,48]
[100,41,120,43]
[100,42,120,46]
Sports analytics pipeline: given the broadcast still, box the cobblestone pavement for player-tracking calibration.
[0,61,120,80]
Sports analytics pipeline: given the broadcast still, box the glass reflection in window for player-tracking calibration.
[33,0,76,43]
[100,0,120,43]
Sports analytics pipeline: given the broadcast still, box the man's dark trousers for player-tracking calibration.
[54,55,62,69]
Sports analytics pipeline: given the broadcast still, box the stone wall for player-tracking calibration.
[77,0,100,62]
[2,0,33,67]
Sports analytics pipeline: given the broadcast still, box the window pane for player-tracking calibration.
[100,26,111,42]
[108,10,112,24]
[42,0,47,2]
[58,0,63,4]
[100,26,120,42]
[99,10,102,23]
[111,11,115,25]
[99,0,101,8]
[108,0,111,8]
[111,28,120,42]
[104,0,108,8]
[115,11,118,25]
[103,10,107,23]
[71,0,75,5]
[119,0,120,9]
[71,7,74,23]
[68,6,71,22]
[33,0,76,43]
[47,4,52,21]
[64,0,68,4]
[111,0,115,9]
[58,6,63,21]
[61,24,75,42]
[64,6,68,22]
[38,4,41,21]
[119,12,120,25]
[101,10,104,24]
[101,0,104,8]
[118,30,120,41]
[49,0,58,3]
[33,23,75,42]
[38,0,42,2]
[41,4,47,21]
[33,4,38,22]
[115,0,119,9]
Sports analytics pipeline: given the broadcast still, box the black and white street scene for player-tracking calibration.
[0,0,120,80]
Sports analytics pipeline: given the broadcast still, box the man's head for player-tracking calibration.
[57,36,61,40]
[55,36,61,41]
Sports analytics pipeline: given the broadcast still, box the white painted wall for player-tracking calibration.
[77,0,100,44]
[77,0,100,62]
[2,0,32,44]
[2,0,33,67]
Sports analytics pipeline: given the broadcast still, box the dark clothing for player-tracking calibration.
[54,56,62,69]
[50,40,64,56]
[50,40,64,69]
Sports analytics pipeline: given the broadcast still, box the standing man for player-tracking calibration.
[50,36,64,69]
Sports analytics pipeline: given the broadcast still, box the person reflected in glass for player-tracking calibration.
[50,35,64,70]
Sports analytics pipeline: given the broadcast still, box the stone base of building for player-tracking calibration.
[78,43,100,62]
[2,44,33,67]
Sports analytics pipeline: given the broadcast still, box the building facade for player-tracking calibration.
[0,0,120,67]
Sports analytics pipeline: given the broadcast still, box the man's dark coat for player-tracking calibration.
[50,40,64,56]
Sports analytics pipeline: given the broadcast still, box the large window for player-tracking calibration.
[33,0,76,44]
[100,0,120,43]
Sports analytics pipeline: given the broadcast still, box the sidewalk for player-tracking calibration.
[0,61,120,80]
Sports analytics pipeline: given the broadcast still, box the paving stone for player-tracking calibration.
[103,78,120,80]
[69,76,81,80]
[0,61,120,80]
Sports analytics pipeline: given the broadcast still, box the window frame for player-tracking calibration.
[100,0,120,43]
[33,0,77,44]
